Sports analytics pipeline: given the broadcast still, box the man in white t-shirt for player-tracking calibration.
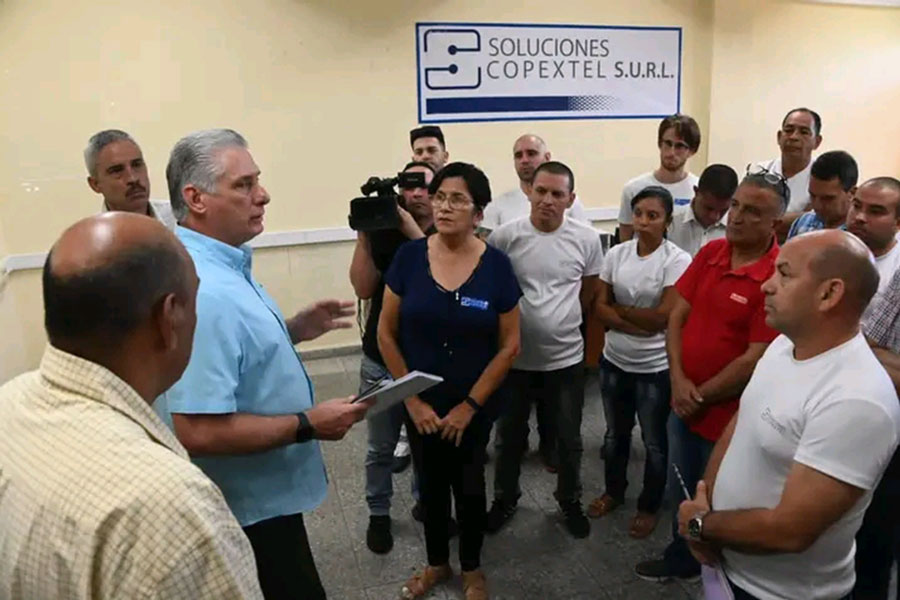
[676,230,900,600]
[481,134,587,231]
[85,129,177,230]
[617,114,701,242]
[847,177,900,323]
[668,164,738,257]
[755,107,823,240]
[486,161,603,539]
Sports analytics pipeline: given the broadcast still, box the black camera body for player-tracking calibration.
[348,172,427,232]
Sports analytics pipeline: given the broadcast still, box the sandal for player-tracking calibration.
[629,511,659,539]
[462,569,488,600]
[586,493,622,519]
[400,564,453,599]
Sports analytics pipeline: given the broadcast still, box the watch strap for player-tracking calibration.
[295,411,315,443]
[464,396,481,412]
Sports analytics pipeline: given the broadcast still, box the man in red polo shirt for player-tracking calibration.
[635,170,787,583]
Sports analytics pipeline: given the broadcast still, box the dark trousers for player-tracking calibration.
[407,412,490,572]
[494,363,585,503]
[854,449,900,600]
[243,513,326,600]
[663,412,715,574]
[600,358,670,513]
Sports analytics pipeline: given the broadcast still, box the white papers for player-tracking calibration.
[355,371,443,417]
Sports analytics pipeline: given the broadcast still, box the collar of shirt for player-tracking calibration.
[101,199,156,218]
[682,203,727,229]
[176,225,253,275]
[39,344,188,459]
[706,236,780,282]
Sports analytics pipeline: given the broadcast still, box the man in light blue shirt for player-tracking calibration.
[157,129,370,600]
[786,150,856,240]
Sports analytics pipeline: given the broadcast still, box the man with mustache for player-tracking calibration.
[635,172,783,583]
[846,177,900,321]
[617,115,701,242]
[156,129,371,600]
[677,230,899,600]
[754,108,823,240]
[85,129,177,230]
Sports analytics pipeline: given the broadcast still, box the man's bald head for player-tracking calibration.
[512,134,551,183]
[44,213,193,347]
[803,230,879,315]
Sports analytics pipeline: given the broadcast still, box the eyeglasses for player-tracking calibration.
[745,163,790,205]
[430,191,473,210]
[661,139,692,152]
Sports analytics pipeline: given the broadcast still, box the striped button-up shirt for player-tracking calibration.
[0,345,263,599]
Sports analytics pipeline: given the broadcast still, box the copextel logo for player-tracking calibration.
[416,22,682,123]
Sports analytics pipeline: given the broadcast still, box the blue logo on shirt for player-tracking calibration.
[460,296,489,310]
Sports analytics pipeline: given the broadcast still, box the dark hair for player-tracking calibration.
[698,164,738,200]
[428,162,491,210]
[658,114,701,153]
[631,186,675,220]
[402,161,436,173]
[532,160,575,193]
[410,126,445,149]
[43,243,187,345]
[741,174,789,216]
[782,107,822,136]
[861,176,900,217]
[811,151,858,191]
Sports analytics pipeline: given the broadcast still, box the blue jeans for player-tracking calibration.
[663,411,715,574]
[362,355,420,516]
[599,359,670,513]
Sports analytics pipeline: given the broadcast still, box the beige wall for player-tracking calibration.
[0,0,897,382]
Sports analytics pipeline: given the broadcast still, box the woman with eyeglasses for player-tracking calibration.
[587,186,691,538]
[378,162,521,600]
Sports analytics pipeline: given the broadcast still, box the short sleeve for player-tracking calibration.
[384,239,413,296]
[786,215,802,240]
[618,184,634,225]
[748,298,779,343]
[675,243,714,305]
[598,246,616,285]
[795,398,899,490]
[481,203,501,230]
[166,291,242,414]
[663,248,692,287]
[583,231,603,276]
[486,225,509,253]
[491,249,523,314]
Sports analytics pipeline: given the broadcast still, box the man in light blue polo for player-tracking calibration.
[157,129,370,600]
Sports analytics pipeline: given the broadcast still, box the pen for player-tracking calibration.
[672,464,692,500]
[353,374,389,403]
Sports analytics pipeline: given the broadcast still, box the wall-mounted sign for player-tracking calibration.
[416,22,682,123]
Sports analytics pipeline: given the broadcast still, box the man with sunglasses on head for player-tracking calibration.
[754,107,823,240]
[635,169,785,583]
[349,161,443,554]
[617,115,701,242]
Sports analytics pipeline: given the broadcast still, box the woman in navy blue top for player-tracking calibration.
[379,163,521,600]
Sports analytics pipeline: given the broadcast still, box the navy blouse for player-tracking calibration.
[384,238,522,418]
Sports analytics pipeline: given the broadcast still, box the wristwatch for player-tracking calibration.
[688,511,707,542]
[295,412,315,443]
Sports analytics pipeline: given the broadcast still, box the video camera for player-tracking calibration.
[348,171,427,232]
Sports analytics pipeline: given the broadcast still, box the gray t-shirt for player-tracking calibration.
[489,216,603,371]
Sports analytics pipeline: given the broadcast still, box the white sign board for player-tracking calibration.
[416,22,682,123]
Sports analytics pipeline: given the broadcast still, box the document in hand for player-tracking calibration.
[354,371,443,417]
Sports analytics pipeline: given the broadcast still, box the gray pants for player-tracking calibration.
[362,355,420,515]
[493,363,585,504]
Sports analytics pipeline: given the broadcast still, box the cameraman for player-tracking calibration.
[350,161,436,554]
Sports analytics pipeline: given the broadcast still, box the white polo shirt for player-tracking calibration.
[713,333,900,600]
[101,199,177,231]
[756,157,812,213]
[482,188,587,231]
[667,203,728,257]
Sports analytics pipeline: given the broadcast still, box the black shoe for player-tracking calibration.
[366,515,393,554]
[391,453,411,474]
[411,502,458,538]
[485,499,518,534]
[634,558,700,583]
[559,500,590,538]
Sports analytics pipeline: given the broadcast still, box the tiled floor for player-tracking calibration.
[304,352,702,600]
